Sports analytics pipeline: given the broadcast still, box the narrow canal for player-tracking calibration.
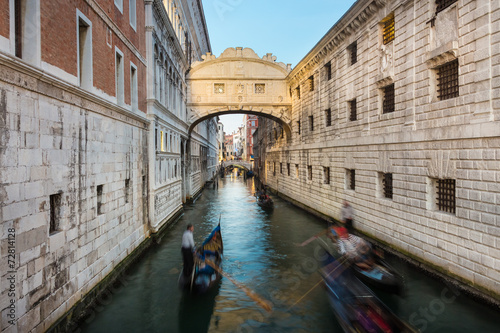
[79,175,500,332]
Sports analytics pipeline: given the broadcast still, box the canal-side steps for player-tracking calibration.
[263,180,500,311]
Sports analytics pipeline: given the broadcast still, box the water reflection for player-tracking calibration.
[78,176,500,333]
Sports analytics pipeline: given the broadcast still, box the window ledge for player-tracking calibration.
[426,41,458,68]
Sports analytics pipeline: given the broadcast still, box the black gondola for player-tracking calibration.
[179,224,223,293]
[321,252,417,333]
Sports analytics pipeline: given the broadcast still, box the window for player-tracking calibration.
[437,179,456,214]
[308,166,313,181]
[130,64,138,111]
[49,193,62,234]
[437,60,459,100]
[78,13,92,89]
[347,169,355,190]
[325,108,332,127]
[255,83,265,94]
[160,131,165,151]
[129,0,137,30]
[383,84,395,114]
[114,0,123,13]
[309,116,314,132]
[323,167,330,185]
[287,163,290,176]
[274,128,278,140]
[125,179,130,203]
[436,0,457,14]
[273,162,276,176]
[214,83,225,94]
[308,75,314,91]
[325,62,332,81]
[295,164,299,178]
[296,86,301,99]
[14,0,41,64]
[382,173,393,199]
[280,163,283,174]
[349,99,357,121]
[115,48,125,105]
[382,13,395,45]
[348,41,357,65]
[97,185,104,215]
[297,120,301,135]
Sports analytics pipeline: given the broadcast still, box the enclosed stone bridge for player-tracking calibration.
[222,160,252,171]
[186,47,292,137]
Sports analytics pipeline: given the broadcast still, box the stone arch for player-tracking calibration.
[186,47,293,138]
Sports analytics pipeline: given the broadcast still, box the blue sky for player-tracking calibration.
[201,0,357,133]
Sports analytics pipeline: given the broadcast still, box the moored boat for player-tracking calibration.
[257,195,274,209]
[321,252,417,333]
[179,224,223,293]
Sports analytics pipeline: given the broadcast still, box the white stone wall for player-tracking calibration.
[0,71,149,331]
[262,0,500,298]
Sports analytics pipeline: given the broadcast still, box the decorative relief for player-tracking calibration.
[236,83,245,94]
[380,44,393,76]
[255,84,266,94]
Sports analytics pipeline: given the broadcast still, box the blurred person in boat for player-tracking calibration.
[340,201,354,232]
[181,224,195,278]
[329,226,375,270]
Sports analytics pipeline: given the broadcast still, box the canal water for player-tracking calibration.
[79,175,500,333]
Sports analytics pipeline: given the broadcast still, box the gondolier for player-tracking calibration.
[181,224,195,278]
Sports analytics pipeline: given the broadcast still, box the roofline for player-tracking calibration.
[196,0,212,53]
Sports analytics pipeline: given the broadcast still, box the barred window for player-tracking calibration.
[383,84,395,114]
[214,83,225,94]
[297,120,301,135]
[308,75,314,91]
[349,99,357,121]
[325,108,332,127]
[348,41,357,65]
[309,116,314,132]
[437,60,459,100]
[348,169,355,190]
[280,163,283,174]
[437,179,455,214]
[296,86,301,99]
[325,62,332,81]
[382,13,395,45]
[255,83,265,94]
[383,173,393,199]
[295,164,299,178]
[287,163,290,176]
[273,162,276,176]
[97,185,104,215]
[308,166,313,180]
[436,0,457,14]
[323,167,330,185]
[274,128,278,140]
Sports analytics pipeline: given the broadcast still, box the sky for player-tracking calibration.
[201,0,358,134]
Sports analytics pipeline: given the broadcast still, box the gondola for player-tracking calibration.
[321,252,417,333]
[256,194,274,209]
[333,228,403,294]
[178,224,223,293]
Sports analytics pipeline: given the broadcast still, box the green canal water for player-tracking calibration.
[79,175,500,332]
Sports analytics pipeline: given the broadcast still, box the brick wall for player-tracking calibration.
[0,0,9,39]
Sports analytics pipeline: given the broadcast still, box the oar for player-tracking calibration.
[288,255,350,310]
[296,229,328,247]
[205,258,273,313]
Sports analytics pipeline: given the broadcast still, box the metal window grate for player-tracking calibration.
[309,116,314,132]
[348,42,357,65]
[50,193,62,234]
[297,121,301,135]
[383,13,395,45]
[287,163,290,176]
[436,0,457,14]
[383,173,393,199]
[383,84,395,114]
[324,167,330,184]
[349,100,357,121]
[296,86,301,99]
[280,163,283,174]
[437,60,459,100]
[325,108,332,127]
[349,169,355,190]
[437,179,455,214]
[308,75,314,91]
[325,62,332,80]
[308,166,313,180]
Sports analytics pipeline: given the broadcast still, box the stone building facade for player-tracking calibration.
[0,0,215,331]
[261,0,500,301]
